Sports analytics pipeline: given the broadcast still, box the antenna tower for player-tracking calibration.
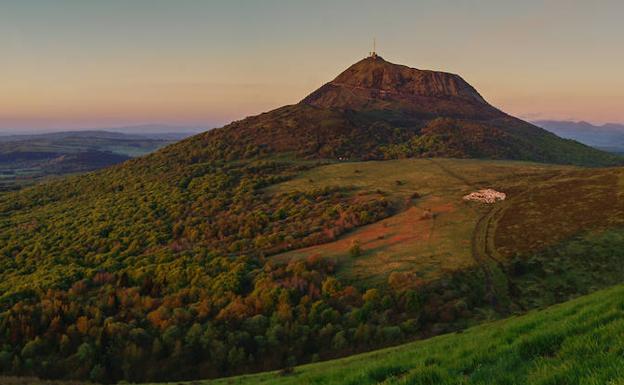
[370,38,377,57]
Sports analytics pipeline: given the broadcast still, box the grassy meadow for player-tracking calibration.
[269,158,573,285]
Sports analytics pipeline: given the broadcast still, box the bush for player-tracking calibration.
[349,240,362,258]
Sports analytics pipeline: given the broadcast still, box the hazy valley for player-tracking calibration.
[0,129,198,191]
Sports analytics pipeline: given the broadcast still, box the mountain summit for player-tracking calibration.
[186,56,619,166]
[302,55,488,109]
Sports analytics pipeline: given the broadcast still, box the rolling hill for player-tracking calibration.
[1,56,624,384]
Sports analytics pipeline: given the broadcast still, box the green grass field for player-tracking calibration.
[155,283,624,385]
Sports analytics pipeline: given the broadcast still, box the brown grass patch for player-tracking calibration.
[495,169,624,258]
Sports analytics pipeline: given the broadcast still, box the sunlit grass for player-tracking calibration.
[269,158,572,284]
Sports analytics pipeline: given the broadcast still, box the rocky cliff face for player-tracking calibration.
[302,56,488,108]
[300,56,501,120]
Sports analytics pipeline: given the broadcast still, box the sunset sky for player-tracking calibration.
[1,0,623,132]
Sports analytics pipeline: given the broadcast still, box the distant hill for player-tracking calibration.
[534,120,624,154]
[105,124,204,136]
[0,127,201,141]
[88,124,204,139]
[0,130,189,190]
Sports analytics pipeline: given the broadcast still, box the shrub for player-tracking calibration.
[349,240,362,258]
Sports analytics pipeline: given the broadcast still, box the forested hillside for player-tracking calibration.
[203,283,624,385]
[0,143,397,381]
[3,150,624,383]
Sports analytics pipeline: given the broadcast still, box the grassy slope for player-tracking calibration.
[494,168,624,258]
[268,159,573,285]
[167,283,624,385]
[267,159,624,315]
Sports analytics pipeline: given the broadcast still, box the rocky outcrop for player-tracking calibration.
[463,189,507,204]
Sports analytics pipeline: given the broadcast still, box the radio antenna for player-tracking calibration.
[370,37,377,57]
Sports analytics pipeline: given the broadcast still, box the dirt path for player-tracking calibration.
[470,170,573,309]
[471,201,509,307]
[422,157,502,305]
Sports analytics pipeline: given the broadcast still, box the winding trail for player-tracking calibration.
[471,201,509,307]
[423,158,505,306]
[470,169,573,309]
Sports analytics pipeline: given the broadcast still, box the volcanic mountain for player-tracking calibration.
[183,55,619,166]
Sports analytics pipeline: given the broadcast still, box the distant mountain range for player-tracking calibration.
[0,129,196,190]
[534,120,624,154]
[0,124,205,139]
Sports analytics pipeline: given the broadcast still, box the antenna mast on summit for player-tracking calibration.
[370,37,377,58]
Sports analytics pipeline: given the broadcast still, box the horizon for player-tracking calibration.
[2,0,624,132]
[0,123,207,135]
[4,118,624,136]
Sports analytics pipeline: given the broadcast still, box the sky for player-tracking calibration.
[1,0,624,132]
